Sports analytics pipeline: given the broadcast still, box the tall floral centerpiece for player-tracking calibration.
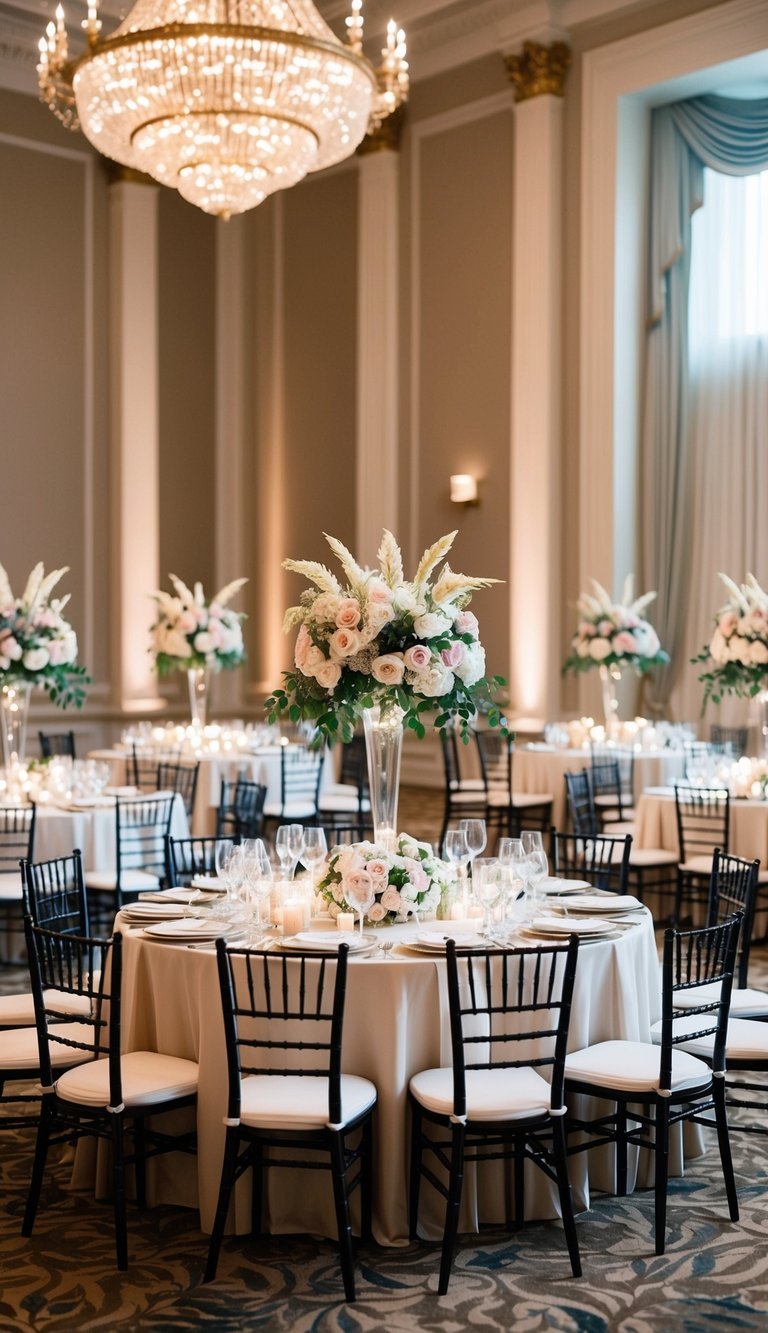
[150,575,247,727]
[563,577,669,735]
[695,573,768,755]
[0,563,89,767]
[266,529,505,845]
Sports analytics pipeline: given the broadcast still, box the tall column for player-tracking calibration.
[215,215,247,714]
[356,117,402,565]
[109,173,162,712]
[505,41,570,723]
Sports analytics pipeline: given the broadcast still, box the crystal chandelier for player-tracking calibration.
[37,0,408,218]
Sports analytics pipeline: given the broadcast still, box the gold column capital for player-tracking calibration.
[505,41,571,103]
[357,105,405,157]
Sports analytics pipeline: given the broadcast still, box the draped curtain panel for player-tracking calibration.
[640,95,768,716]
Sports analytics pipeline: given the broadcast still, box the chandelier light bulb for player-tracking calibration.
[37,0,409,219]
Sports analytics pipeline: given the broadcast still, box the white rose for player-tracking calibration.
[453,642,486,687]
[710,628,728,665]
[302,646,325,677]
[3,637,22,662]
[315,659,342,689]
[371,653,405,686]
[749,640,768,665]
[588,637,612,662]
[193,631,214,655]
[413,611,452,640]
[393,587,422,617]
[23,647,49,671]
[59,630,78,664]
[410,661,455,698]
[632,622,660,658]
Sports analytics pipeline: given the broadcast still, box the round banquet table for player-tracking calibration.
[516,746,687,829]
[75,908,700,1248]
[32,794,190,872]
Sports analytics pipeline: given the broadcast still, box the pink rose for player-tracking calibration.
[294,623,311,669]
[441,641,464,669]
[335,598,362,630]
[598,619,614,636]
[454,610,479,639]
[578,621,596,638]
[366,858,390,881]
[380,886,402,912]
[315,660,342,690]
[403,858,428,892]
[403,644,431,671]
[329,627,362,659]
[367,579,392,606]
[613,630,638,655]
[367,902,387,922]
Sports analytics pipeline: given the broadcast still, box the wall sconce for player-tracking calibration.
[450,474,479,505]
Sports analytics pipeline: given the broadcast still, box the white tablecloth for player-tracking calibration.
[82,909,688,1248]
[33,795,189,871]
[516,746,687,830]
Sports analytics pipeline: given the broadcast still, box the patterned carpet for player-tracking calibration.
[1,789,767,1331]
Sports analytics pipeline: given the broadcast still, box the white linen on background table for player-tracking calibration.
[516,747,687,829]
[33,794,189,871]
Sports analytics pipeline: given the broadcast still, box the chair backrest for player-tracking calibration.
[130,743,182,792]
[707,848,760,989]
[563,770,597,836]
[549,829,631,894]
[38,730,76,760]
[338,735,369,798]
[214,939,349,1125]
[156,759,200,821]
[474,732,510,801]
[279,745,324,816]
[215,777,267,839]
[165,834,241,887]
[25,917,118,1095]
[440,729,470,794]
[710,725,748,755]
[589,756,626,816]
[683,740,728,779]
[445,937,580,1119]
[22,849,89,934]
[115,794,176,889]
[0,803,36,873]
[321,820,375,847]
[660,914,741,1086]
[674,784,730,864]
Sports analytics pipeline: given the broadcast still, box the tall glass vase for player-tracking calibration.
[760,689,768,762]
[598,663,622,741]
[0,681,32,769]
[362,703,404,850]
[187,667,211,728]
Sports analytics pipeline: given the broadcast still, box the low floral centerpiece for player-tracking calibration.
[151,574,248,727]
[694,573,768,708]
[266,529,504,743]
[0,562,89,765]
[316,834,454,924]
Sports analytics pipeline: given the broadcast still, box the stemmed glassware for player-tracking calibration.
[345,879,376,941]
[498,837,525,931]
[444,828,470,911]
[471,857,502,938]
[522,831,549,918]
[241,838,273,942]
[275,824,304,881]
[459,819,487,867]
[301,827,328,897]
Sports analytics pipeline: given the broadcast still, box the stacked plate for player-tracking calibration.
[120,902,190,926]
[190,874,227,893]
[559,894,643,916]
[537,877,591,897]
[143,917,231,942]
[139,887,220,906]
[520,915,617,940]
[404,930,487,954]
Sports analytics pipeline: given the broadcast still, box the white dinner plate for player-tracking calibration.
[414,931,487,951]
[279,931,373,954]
[538,878,592,896]
[561,894,643,914]
[526,915,617,937]
[140,888,220,906]
[189,875,227,892]
[143,918,230,941]
[105,785,140,796]
[121,902,189,921]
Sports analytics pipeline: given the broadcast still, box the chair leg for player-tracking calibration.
[437,1121,466,1297]
[111,1112,129,1271]
[513,1135,525,1228]
[551,1117,581,1278]
[204,1126,241,1284]
[134,1116,147,1209]
[22,1101,52,1236]
[713,1079,739,1222]
[251,1140,264,1236]
[329,1132,356,1303]
[360,1115,374,1243]
[408,1098,422,1242]
[615,1103,628,1195]
[653,1100,670,1256]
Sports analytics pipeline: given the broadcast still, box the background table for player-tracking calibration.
[516,746,687,829]
[33,794,189,871]
[88,910,685,1248]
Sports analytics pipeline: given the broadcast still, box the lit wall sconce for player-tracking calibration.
[449,474,479,505]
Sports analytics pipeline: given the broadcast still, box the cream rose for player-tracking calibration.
[329,627,362,659]
[315,659,342,689]
[367,902,387,922]
[344,870,374,907]
[335,598,362,629]
[23,647,49,672]
[371,653,405,685]
[413,610,452,640]
[302,645,325,676]
[588,637,612,662]
[749,640,768,665]
[380,886,402,913]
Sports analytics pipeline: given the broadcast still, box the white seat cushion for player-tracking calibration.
[603,821,636,837]
[263,802,317,820]
[679,855,715,876]
[0,1023,94,1072]
[628,848,678,867]
[0,989,93,1028]
[673,983,768,1019]
[409,1066,554,1122]
[239,1073,376,1130]
[87,869,160,892]
[446,790,488,805]
[651,1015,768,1063]
[0,872,23,903]
[565,1039,710,1095]
[511,791,552,808]
[318,791,371,814]
[55,1050,199,1108]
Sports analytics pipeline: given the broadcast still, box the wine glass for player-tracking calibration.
[275,824,304,881]
[444,828,470,910]
[242,839,273,941]
[301,827,328,894]
[523,835,549,918]
[345,880,376,941]
[498,837,525,929]
[472,857,502,938]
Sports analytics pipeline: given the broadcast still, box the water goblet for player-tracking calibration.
[460,818,487,867]
[472,857,502,938]
[301,827,328,893]
[345,882,376,941]
[444,828,470,910]
[242,839,273,941]
[276,824,304,881]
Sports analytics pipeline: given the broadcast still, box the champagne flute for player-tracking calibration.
[526,846,549,918]
[276,824,304,881]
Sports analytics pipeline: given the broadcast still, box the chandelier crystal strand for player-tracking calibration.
[37,0,408,219]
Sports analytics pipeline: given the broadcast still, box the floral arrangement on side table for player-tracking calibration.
[316,835,455,924]
[562,576,669,676]
[150,575,248,675]
[694,573,768,707]
[0,563,88,707]
[266,529,505,743]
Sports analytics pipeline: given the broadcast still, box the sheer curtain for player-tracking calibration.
[671,166,768,727]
